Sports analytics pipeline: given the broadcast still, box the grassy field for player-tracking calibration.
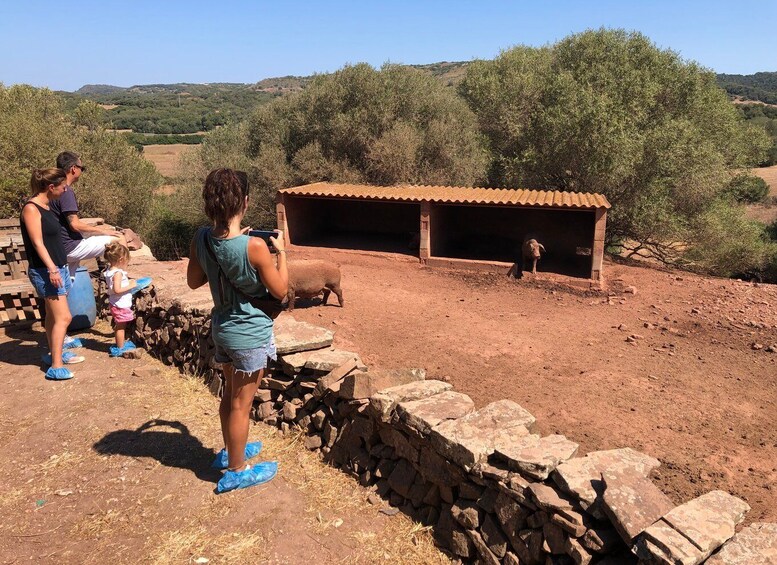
[746,165,777,224]
[142,143,193,178]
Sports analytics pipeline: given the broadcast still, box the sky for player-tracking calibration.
[1,0,775,92]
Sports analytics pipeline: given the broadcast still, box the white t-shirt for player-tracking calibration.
[104,267,132,309]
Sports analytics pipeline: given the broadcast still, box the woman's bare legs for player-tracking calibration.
[219,363,264,470]
[45,296,72,369]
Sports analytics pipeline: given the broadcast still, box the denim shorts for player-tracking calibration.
[28,266,72,298]
[215,336,277,374]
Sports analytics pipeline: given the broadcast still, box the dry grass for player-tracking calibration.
[751,164,777,196]
[142,144,194,178]
[150,526,269,565]
[745,165,777,224]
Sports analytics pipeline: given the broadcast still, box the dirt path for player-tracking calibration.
[285,247,777,524]
[0,322,446,564]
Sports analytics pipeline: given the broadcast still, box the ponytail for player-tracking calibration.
[30,168,67,195]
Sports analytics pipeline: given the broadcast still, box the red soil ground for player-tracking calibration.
[285,246,777,524]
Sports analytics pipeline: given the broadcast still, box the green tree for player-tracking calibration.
[246,63,488,189]
[459,29,772,275]
[0,83,162,228]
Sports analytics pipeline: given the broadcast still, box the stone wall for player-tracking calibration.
[114,266,775,565]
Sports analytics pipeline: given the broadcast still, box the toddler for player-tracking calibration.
[103,242,151,357]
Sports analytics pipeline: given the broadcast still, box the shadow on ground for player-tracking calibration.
[93,419,220,484]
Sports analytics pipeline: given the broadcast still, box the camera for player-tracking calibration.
[248,229,279,252]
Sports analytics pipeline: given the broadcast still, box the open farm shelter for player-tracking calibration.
[277,183,610,280]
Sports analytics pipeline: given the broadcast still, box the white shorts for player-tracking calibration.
[67,235,117,278]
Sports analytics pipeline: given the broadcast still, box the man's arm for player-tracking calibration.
[66,213,123,238]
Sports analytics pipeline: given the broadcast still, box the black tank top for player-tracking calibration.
[20,201,68,268]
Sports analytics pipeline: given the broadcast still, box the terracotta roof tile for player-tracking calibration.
[279,182,610,210]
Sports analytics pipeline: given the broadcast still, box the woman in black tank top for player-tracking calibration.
[20,169,83,381]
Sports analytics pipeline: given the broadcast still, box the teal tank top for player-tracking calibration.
[194,227,273,350]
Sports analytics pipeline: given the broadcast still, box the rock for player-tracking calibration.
[458,481,483,500]
[460,399,537,431]
[477,487,500,514]
[255,401,274,420]
[766,345,776,353]
[565,537,594,565]
[706,522,777,564]
[273,315,334,354]
[304,435,323,450]
[601,469,674,543]
[369,380,453,423]
[493,491,530,537]
[481,514,509,557]
[281,401,297,421]
[395,391,475,435]
[752,342,764,350]
[122,348,144,359]
[428,400,534,470]
[260,375,295,391]
[379,506,399,516]
[339,368,425,400]
[451,526,474,558]
[637,491,750,564]
[418,448,465,487]
[131,365,161,378]
[254,388,273,402]
[466,529,501,565]
[503,552,521,565]
[310,409,327,430]
[552,447,661,519]
[495,434,579,480]
[581,527,621,554]
[367,493,381,505]
[387,459,417,498]
[303,348,367,374]
[543,521,567,554]
[313,358,360,398]
[429,418,529,471]
[528,483,576,513]
[624,286,637,294]
[451,499,481,529]
[278,349,315,375]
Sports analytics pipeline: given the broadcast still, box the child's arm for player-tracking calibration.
[112,271,137,294]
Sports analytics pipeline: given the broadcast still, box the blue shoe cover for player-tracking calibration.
[122,340,136,351]
[42,351,85,365]
[211,441,263,469]
[109,345,123,357]
[131,278,152,294]
[45,367,74,381]
[216,461,278,493]
[63,336,84,349]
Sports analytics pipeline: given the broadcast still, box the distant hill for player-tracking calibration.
[716,71,777,105]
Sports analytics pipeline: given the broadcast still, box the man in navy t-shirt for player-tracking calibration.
[51,152,126,279]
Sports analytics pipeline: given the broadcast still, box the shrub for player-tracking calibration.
[723,173,769,203]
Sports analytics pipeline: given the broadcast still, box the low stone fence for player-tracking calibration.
[110,261,774,565]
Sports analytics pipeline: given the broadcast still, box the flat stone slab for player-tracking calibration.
[662,491,750,555]
[706,522,777,564]
[313,358,360,398]
[429,418,529,471]
[370,379,453,422]
[339,368,425,400]
[279,347,365,376]
[552,447,661,519]
[637,491,751,564]
[395,391,475,435]
[274,315,334,355]
[601,469,674,543]
[459,399,536,432]
[495,434,579,480]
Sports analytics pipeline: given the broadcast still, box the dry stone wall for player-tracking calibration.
[113,273,776,565]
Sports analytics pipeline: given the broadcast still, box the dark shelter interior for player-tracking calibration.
[284,197,421,255]
[430,205,595,278]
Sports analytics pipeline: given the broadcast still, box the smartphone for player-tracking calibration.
[248,229,279,252]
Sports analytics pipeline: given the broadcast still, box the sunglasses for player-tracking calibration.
[74,164,87,172]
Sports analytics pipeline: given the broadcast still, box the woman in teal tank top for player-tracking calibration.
[187,168,288,493]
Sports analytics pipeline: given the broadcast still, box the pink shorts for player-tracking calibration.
[110,305,135,323]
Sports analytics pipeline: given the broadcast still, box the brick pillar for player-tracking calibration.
[591,208,607,280]
[276,193,290,247]
[419,201,431,260]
